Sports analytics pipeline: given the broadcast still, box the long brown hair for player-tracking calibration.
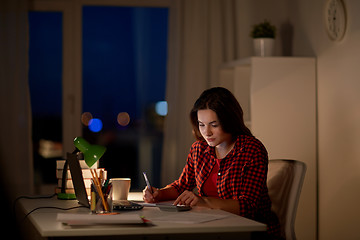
[190,87,252,140]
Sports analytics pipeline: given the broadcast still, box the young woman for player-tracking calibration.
[143,87,281,239]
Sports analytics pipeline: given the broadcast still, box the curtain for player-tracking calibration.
[0,0,33,201]
[161,0,241,185]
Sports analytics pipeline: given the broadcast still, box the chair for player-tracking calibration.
[267,159,306,240]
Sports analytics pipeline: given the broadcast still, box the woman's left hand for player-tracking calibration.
[173,190,205,207]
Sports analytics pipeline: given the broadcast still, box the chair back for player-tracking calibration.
[267,159,306,240]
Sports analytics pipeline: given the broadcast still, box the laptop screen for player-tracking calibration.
[67,152,90,208]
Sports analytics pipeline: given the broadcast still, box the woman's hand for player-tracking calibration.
[173,190,205,207]
[142,186,181,203]
[142,186,160,203]
[173,191,240,215]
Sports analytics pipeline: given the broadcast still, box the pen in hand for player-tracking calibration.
[142,172,153,194]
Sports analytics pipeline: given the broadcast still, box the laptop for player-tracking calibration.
[67,153,142,210]
[113,200,143,210]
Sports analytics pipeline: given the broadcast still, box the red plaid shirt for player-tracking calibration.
[169,135,281,238]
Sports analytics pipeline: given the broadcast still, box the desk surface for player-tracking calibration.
[19,192,266,239]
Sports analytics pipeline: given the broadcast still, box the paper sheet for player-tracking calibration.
[57,213,144,226]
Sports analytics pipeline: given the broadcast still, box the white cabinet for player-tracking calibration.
[219,57,317,240]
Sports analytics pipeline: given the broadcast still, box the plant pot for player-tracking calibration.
[253,38,275,57]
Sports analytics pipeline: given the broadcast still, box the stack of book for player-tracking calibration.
[55,160,107,196]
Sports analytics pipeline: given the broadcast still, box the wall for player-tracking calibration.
[290,0,360,239]
[235,0,290,59]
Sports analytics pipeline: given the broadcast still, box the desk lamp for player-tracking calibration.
[57,137,106,200]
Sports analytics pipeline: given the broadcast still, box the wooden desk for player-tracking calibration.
[18,193,266,240]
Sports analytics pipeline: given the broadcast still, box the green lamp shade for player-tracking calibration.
[73,137,106,167]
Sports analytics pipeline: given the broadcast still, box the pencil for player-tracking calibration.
[99,170,104,184]
[91,169,109,211]
[90,169,109,212]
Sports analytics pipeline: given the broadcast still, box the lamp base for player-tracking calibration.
[57,192,76,200]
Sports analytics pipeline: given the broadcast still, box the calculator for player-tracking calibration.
[156,203,192,212]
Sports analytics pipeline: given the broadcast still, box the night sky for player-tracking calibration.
[29,6,168,133]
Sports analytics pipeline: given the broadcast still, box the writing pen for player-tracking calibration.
[142,172,153,194]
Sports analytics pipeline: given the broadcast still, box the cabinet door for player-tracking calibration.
[251,57,317,240]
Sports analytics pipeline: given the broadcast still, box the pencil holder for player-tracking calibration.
[90,183,113,214]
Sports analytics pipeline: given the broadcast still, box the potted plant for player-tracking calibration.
[250,20,276,56]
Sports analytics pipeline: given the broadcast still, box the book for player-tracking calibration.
[55,159,107,196]
[56,160,99,169]
[58,179,93,188]
[56,169,107,179]
[55,187,91,195]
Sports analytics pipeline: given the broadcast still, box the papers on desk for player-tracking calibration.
[149,211,229,224]
[57,199,230,226]
[57,213,144,226]
[57,211,228,226]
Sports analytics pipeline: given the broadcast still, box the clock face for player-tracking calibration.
[325,0,347,41]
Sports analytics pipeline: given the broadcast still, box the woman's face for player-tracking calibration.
[197,109,232,148]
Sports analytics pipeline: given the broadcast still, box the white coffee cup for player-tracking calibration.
[110,178,131,200]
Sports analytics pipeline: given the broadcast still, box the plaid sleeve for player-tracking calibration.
[236,145,268,218]
[168,143,197,194]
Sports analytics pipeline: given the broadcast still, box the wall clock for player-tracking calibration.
[324,0,347,41]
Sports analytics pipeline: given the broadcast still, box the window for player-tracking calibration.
[28,4,168,192]
[82,6,168,189]
[29,11,63,191]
